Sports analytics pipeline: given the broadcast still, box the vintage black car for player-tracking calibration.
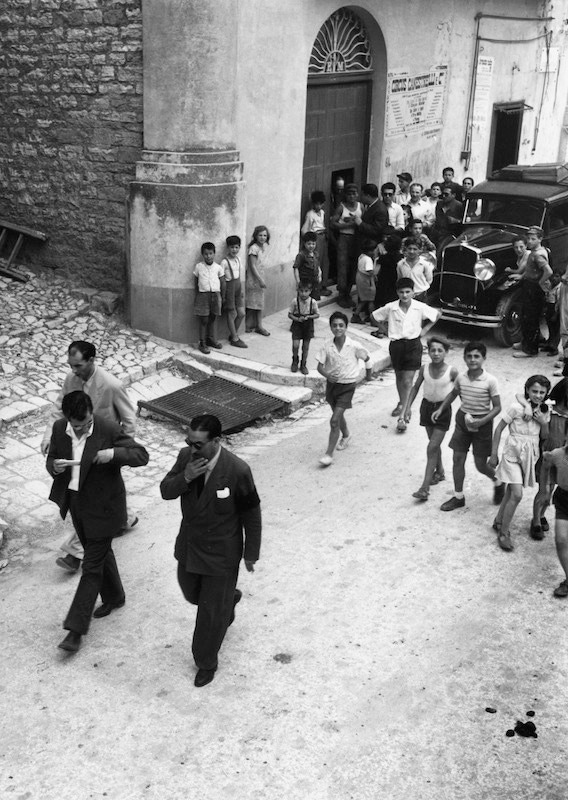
[429,163,568,345]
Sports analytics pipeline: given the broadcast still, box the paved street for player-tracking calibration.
[1,271,567,799]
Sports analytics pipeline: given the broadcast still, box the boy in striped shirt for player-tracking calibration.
[431,341,502,511]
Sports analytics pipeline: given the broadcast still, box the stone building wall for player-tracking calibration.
[0,0,143,291]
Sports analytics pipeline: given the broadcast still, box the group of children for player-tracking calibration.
[192,226,271,355]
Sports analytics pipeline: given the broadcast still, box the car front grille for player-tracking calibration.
[439,244,478,307]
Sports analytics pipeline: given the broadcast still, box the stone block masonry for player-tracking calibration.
[0,0,143,293]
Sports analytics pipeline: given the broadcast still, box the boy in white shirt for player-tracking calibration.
[193,242,225,355]
[396,236,434,301]
[372,277,440,431]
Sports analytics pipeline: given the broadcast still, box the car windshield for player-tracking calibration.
[464,195,545,228]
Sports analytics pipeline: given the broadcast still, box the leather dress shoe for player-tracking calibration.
[93,599,125,618]
[229,589,242,626]
[56,554,81,572]
[194,668,215,687]
[58,632,82,652]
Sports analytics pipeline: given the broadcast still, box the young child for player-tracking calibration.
[293,232,323,300]
[221,235,247,349]
[351,239,376,324]
[432,341,502,511]
[246,225,271,336]
[512,226,552,359]
[539,441,568,597]
[423,182,442,231]
[407,219,437,266]
[403,337,458,500]
[542,272,561,355]
[488,375,550,551]
[301,190,331,296]
[193,241,225,355]
[288,279,319,375]
[371,277,440,431]
[530,364,568,539]
[316,311,372,466]
[396,236,434,302]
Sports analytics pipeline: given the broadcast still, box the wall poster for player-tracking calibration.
[385,66,448,138]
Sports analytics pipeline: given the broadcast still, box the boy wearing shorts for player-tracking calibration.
[194,242,225,355]
[540,444,568,597]
[371,277,440,431]
[432,341,502,511]
[221,235,247,348]
[316,311,372,466]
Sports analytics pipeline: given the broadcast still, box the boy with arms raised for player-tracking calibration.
[432,341,502,511]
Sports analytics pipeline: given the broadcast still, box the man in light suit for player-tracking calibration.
[160,414,261,687]
[41,340,138,572]
[47,391,149,653]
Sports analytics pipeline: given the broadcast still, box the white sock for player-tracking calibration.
[454,491,464,499]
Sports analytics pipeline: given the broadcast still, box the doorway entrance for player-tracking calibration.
[487,102,524,175]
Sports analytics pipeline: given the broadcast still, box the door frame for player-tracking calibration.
[487,101,524,176]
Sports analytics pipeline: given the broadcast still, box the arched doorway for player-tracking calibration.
[301,9,376,216]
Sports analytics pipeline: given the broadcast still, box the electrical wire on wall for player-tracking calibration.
[462,12,554,170]
[533,28,552,152]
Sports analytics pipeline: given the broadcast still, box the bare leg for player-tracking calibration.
[325,406,347,457]
[474,454,496,480]
[419,427,447,491]
[452,451,467,493]
[495,484,523,532]
[395,370,416,412]
[555,519,568,580]
[227,309,238,340]
[198,315,208,343]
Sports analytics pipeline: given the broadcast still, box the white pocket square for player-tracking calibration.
[216,487,230,498]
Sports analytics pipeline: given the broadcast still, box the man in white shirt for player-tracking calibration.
[406,183,429,225]
[395,172,412,207]
[372,277,441,430]
[381,182,405,234]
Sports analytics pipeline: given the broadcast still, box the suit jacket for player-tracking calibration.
[434,199,464,236]
[160,446,261,576]
[358,200,389,245]
[43,366,137,443]
[47,415,149,538]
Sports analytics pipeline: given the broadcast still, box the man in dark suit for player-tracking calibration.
[354,183,389,247]
[47,391,149,653]
[160,414,261,687]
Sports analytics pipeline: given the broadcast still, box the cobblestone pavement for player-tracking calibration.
[0,269,334,568]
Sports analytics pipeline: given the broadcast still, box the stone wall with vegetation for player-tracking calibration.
[0,0,143,292]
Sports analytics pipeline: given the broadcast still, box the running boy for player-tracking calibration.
[293,232,323,299]
[288,279,319,375]
[432,341,502,511]
[194,242,225,355]
[371,277,440,432]
[316,311,372,466]
[221,235,247,349]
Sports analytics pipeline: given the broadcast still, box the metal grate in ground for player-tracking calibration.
[137,375,288,433]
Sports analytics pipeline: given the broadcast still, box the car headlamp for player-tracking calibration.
[474,258,496,281]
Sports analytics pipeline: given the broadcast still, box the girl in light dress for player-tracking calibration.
[489,375,551,552]
[246,225,271,336]
[404,337,458,501]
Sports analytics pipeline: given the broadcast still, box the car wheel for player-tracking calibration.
[494,289,523,347]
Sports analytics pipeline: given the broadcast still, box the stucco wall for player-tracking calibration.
[235,0,567,314]
[0,0,143,290]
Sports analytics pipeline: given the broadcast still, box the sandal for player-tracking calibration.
[396,418,407,433]
[336,435,351,451]
[553,580,568,598]
[391,404,403,417]
[497,531,514,552]
[529,522,544,541]
[412,488,429,501]
[540,516,549,532]
[431,471,445,485]
[492,519,502,532]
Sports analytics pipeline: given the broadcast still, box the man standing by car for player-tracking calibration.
[512,226,552,359]
[432,186,463,250]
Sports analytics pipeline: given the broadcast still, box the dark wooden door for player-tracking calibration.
[301,80,371,221]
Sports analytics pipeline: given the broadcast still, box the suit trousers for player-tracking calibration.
[520,281,544,355]
[64,492,125,635]
[177,563,239,671]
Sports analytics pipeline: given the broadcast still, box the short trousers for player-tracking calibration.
[326,381,356,410]
[194,291,221,317]
[448,408,493,459]
[419,398,451,431]
[224,278,243,310]
[290,319,314,340]
[389,337,422,372]
[554,486,568,520]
